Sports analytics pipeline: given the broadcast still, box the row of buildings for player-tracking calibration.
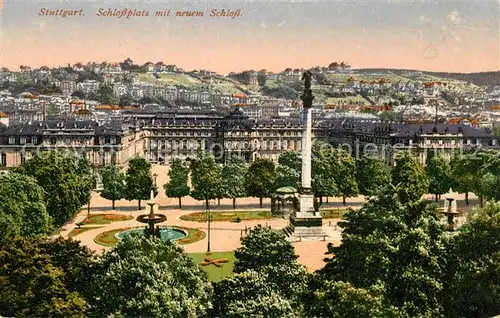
[0,109,497,169]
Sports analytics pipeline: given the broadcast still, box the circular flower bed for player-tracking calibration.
[94,226,206,247]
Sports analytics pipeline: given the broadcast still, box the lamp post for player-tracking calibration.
[207,205,211,252]
[153,173,158,187]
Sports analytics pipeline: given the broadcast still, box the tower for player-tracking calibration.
[286,71,328,241]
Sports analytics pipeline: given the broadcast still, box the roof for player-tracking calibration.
[275,186,297,194]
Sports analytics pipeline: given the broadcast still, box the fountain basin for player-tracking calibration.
[136,214,167,224]
[116,226,187,242]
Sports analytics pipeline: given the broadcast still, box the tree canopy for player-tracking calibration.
[18,151,94,226]
[222,156,248,209]
[124,157,157,209]
[164,158,191,208]
[245,158,276,207]
[0,172,51,240]
[190,151,223,208]
[100,165,126,209]
[86,235,212,318]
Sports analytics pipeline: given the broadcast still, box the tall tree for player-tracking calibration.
[245,158,276,208]
[86,235,212,318]
[100,166,126,210]
[124,157,157,210]
[18,151,94,226]
[0,237,92,318]
[311,142,338,205]
[356,157,392,197]
[443,202,500,318]
[331,149,358,204]
[426,150,453,202]
[275,150,301,190]
[164,159,191,208]
[307,281,401,318]
[275,165,300,189]
[391,151,429,204]
[190,151,223,209]
[212,271,297,318]
[214,225,308,316]
[320,189,447,317]
[0,172,51,240]
[222,156,248,209]
[450,152,482,205]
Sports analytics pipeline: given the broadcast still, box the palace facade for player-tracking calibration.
[0,109,497,169]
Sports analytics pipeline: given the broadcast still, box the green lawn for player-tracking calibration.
[188,251,235,282]
[82,214,134,225]
[180,210,273,222]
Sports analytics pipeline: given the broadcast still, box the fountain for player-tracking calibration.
[441,188,461,231]
[136,190,167,238]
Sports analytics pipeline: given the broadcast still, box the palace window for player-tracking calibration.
[20,153,26,165]
[20,137,26,145]
[110,137,116,145]
[1,153,6,166]
[8,137,15,145]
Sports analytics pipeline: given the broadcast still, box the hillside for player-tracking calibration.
[135,69,486,104]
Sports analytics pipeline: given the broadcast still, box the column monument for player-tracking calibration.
[287,71,327,241]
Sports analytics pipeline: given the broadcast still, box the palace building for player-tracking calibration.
[0,109,497,169]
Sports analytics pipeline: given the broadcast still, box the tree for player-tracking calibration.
[0,237,91,318]
[212,271,297,318]
[311,142,338,205]
[190,151,223,209]
[245,158,276,208]
[100,165,126,209]
[124,157,157,210]
[476,153,500,204]
[164,159,191,208]
[356,157,392,197]
[214,225,308,316]
[391,151,429,204]
[426,149,453,201]
[86,235,212,318]
[235,225,299,273]
[278,150,302,172]
[443,202,500,317]
[307,281,402,318]
[450,152,485,205]
[275,165,300,189]
[320,189,447,317]
[222,156,247,209]
[96,84,118,105]
[18,151,94,226]
[0,172,51,240]
[330,149,358,204]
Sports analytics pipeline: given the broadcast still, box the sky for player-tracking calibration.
[0,0,499,73]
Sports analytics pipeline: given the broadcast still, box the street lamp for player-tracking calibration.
[153,173,158,187]
[207,205,211,252]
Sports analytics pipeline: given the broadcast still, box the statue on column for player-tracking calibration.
[302,71,313,96]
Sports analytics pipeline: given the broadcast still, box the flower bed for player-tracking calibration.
[83,214,134,225]
[94,226,206,247]
[180,210,273,222]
